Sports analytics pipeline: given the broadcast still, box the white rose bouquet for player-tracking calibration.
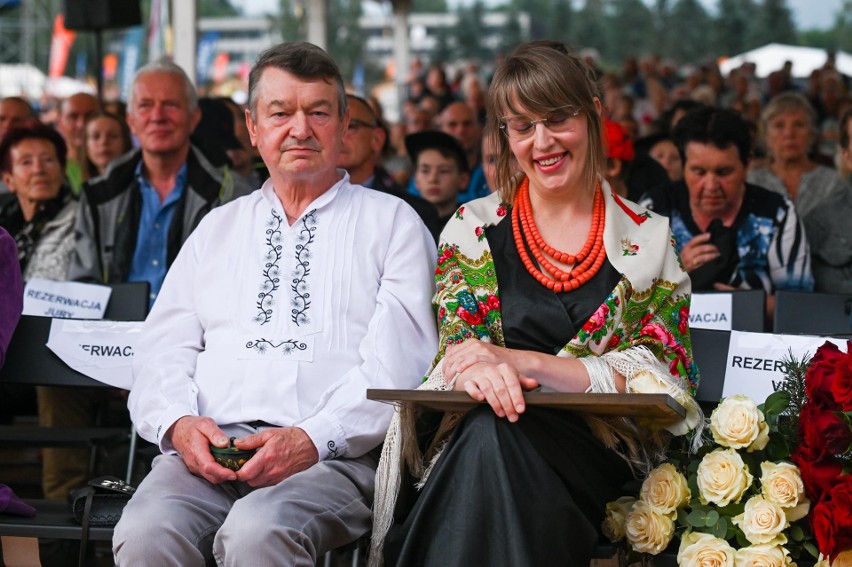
[604,391,819,566]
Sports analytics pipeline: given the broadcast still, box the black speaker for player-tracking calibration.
[63,0,142,31]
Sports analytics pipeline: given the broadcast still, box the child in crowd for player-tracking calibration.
[405,131,469,231]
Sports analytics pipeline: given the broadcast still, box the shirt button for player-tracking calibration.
[149,293,156,300]
[154,223,160,229]
[152,259,159,266]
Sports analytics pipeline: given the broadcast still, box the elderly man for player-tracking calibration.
[112,42,437,565]
[56,92,99,193]
[68,60,248,305]
[0,97,36,141]
[640,107,813,317]
[338,93,440,240]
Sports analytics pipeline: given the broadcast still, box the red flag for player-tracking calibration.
[48,14,76,78]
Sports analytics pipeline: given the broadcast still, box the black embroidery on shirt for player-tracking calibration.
[327,440,339,459]
[291,209,317,326]
[245,338,308,355]
[254,209,284,325]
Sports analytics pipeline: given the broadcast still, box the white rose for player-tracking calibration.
[640,463,691,515]
[710,394,769,451]
[734,544,794,566]
[760,461,810,522]
[629,370,702,436]
[697,448,754,506]
[602,496,636,542]
[676,531,736,567]
[624,500,675,555]
[733,496,789,546]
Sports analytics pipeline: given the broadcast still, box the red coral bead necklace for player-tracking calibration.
[511,177,607,292]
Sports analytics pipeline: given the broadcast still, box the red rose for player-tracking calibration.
[806,342,845,409]
[496,205,507,217]
[792,450,843,502]
[831,349,852,411]
[474,226,484,238]
[811,478,852,559]
[799,402,852,460]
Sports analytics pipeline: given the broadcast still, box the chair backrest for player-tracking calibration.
[691,327,731,405]
[730,289,766,332]
[0,281,150,388]
[102,281,150,321]
[691,289,766,332]
[773,290,852,336]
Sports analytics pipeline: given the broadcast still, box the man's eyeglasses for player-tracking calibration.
[499,105,581,141]
[347,119,377,133]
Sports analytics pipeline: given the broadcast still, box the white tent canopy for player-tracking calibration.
[0,64,95,99]
[719,43,852,78]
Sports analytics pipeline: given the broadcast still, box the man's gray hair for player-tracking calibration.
[247,42,347,121]
[128,59,198,113]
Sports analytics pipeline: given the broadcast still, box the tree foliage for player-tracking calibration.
[198,0,241,18]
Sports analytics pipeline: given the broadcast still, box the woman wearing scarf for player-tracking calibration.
[370,41,701,567]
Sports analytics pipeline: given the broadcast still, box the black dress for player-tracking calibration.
[383,218,634,566]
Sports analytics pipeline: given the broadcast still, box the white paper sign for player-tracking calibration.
[722,331,847,402]
[46,319,144,389]
[23,279,112,320]
[689,293,733,330]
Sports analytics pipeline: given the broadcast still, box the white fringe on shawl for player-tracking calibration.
[368,347,703,566]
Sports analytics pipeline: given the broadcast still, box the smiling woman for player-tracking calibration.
[371,40,700,567]
[0,124,76,281]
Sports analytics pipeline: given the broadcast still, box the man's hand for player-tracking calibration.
[169,416,237,484]
[681,232,720,272]
[233,427,319,488]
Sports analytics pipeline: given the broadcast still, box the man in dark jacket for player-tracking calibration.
[69,60,250,305]
[338,94,440,241]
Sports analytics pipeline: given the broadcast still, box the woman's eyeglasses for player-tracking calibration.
[499,106,581,140]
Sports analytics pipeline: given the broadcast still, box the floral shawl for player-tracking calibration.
[433,187,697,391]
[369,181,698,566]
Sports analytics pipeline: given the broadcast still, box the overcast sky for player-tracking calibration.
[233,0,844,32]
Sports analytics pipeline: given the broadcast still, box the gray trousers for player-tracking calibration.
[112,448,379,567]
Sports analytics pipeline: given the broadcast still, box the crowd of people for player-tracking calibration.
[0,38,850,566]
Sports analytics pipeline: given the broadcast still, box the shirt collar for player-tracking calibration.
[134,160,189,203]
[259,169,348,221]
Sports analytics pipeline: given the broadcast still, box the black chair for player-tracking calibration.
[0,282,149,566]
[691,289,766,332]
[690,327,731,407]
[773,290,852,336]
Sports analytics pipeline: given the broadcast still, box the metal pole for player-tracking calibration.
[306,0,327,50]
[171,0,198,86]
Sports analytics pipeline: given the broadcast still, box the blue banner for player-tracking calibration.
[119,26,144,102]
[196,31,220,86]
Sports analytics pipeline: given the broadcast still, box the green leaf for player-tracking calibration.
[716,501,745,517]
[766,435,791,460]
[705,509,719,527]
[803,541,820,559]
[712,516,728,539]
[686,509,708,527]
[789,524,804,542]
[763,391,790,416]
